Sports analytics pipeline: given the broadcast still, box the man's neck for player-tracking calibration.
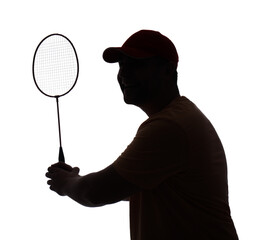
[139,91,180,117]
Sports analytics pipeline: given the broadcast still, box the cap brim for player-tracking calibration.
[103,47,156,63]
[102,47,123,63]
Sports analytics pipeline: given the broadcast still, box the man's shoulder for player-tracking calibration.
[141,96,207,131]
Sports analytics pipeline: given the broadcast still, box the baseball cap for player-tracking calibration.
[103,30,179,67]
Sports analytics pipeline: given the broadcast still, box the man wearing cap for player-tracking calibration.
[46,30,239,240]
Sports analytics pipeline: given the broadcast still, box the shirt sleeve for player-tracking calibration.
[113,117,186,189]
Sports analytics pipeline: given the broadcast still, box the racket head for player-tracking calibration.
[32,33,79,98]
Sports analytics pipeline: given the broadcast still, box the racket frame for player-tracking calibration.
[32,33,79,99]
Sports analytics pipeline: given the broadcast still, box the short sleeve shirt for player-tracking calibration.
[113,96,238,240]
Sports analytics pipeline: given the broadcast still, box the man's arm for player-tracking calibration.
[46,162,139,207]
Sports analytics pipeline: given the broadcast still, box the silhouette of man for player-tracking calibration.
[46,30,239,240]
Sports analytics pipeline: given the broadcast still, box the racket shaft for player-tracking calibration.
[56,97,62,146]
[56,97,65,162]
[59,146,65,163]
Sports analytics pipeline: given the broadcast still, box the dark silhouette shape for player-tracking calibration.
[46,30,239,240]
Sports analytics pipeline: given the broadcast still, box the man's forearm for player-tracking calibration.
[64,174,106,207]
[61,165,138,207]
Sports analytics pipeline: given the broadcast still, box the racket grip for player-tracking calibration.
[59,146,65,163]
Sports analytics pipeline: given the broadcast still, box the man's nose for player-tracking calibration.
[118,66,132,80]
[119,64,130,76]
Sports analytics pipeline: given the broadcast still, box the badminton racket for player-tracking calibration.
[32,33,79,163]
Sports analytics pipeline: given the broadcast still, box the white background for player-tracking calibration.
[1,0,278,239]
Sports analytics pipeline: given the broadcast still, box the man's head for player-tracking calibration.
[103,30,180,115]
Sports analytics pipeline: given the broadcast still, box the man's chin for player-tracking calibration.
[123,97,139,105]
[123,95,145,106]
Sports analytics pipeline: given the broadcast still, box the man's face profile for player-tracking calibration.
[117,56,166,106]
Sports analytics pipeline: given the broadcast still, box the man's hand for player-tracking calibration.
[46,162,80,196]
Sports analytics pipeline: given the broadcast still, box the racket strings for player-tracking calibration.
[34,35,78,97]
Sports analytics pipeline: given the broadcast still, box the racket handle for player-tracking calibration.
[59,146,65,163]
